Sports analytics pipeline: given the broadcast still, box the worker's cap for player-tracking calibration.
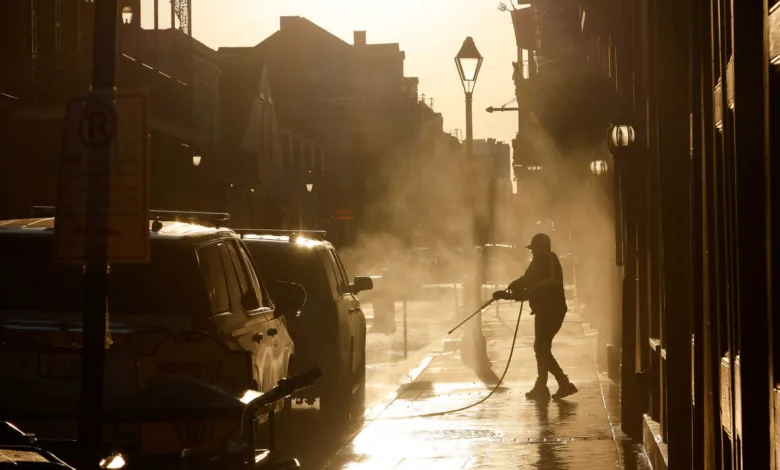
[526,233,551,250]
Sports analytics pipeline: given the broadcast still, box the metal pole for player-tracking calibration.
[465,92,473,155]
[465,90,479,328]
[80,0,117,468]
[403,299,408,359]
[463,90,487,365]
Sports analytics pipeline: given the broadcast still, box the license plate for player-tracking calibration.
[39,352,82,378]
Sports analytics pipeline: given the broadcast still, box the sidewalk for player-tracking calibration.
[323,301,651,469]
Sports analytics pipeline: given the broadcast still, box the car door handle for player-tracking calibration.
[252,333,264,343]
[266,328,278,337]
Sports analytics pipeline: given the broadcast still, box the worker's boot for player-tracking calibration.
[525,383,551,401]
[552,378,579,400]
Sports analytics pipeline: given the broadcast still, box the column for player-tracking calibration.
[733,1,773,468]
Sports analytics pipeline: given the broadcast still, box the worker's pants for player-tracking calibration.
[533,311,567,386]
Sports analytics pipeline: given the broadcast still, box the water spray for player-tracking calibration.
[365,295,525,421]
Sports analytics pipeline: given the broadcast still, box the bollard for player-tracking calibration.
[403,299,408,359]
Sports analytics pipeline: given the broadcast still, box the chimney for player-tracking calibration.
[354,31,366,46]
[280,16,300,30]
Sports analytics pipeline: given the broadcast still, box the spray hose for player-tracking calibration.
[365,298,524,421]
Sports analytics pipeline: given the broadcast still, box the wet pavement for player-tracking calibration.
[277,293,650,469]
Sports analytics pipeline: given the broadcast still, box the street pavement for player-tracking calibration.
[326,297,649,469]
[278,289,650,469]
[274,295,459,467]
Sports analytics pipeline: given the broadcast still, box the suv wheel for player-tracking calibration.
[321,345,354,424]
[350,349,366,420]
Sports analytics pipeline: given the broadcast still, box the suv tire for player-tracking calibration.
[321,344,354,424]
[350,349,366,420]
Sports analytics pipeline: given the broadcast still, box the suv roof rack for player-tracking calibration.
[30,206,230,227]
[149,210,230,225]
[236,229,328,241]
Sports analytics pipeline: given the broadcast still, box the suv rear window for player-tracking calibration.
[245,245,327,300]
[0,233,204,316]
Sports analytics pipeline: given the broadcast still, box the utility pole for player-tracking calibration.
[80,0,118,468]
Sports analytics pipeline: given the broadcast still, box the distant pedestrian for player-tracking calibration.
[493,233,578,400]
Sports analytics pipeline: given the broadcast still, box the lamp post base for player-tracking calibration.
[461,329,490,368]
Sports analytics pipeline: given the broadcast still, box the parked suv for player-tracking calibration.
[0,212,299,442]
[237,230,373,420]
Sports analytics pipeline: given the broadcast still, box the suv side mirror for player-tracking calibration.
[272,281,306,319]
[350,276,373,294]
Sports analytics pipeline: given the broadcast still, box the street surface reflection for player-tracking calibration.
[276,293,650,469]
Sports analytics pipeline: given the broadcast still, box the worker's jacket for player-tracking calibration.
[508,251,567,316]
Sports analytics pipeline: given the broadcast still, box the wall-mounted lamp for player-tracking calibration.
[590,159,608,176]
[607,123,636,157]
[121,6,133,24]
[306,171,314,193]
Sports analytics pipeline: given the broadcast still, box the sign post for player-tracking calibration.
[59,86,150,468]
[53,2,148,467]
[78,2,117,465]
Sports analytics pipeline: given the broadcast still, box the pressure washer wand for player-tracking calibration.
[447,297,497,335]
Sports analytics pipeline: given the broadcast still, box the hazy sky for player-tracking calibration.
[140,0,519,145]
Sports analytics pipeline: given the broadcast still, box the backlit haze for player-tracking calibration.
[140,0,518,144]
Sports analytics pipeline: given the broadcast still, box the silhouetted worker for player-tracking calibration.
[492,233,578,400]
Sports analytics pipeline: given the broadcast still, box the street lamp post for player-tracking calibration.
[606,121,635,267]
[606,120,640,437]
[191,151,202,211]
[455,37,489,369]
[305,171,314,229]
[455,37,483,162]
